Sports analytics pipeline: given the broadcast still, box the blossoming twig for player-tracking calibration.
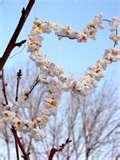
[114,28,118,48]
[103,18,119,48]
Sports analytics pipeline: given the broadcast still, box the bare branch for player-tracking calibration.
[0,0,35,70]
[11,126,30,160]
[15,40,26,47]
[48,138,72,160]
[15,69,22,101]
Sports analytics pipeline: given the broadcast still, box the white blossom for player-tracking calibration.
[31,128,46,140]
[104,48,120,62]
[0,14,120,143]
[83,23,97,39]
[2,110,16,123]
[110,17,120,31]
[13,117,23,130]
[28,35,43,52]
[93,13,104,29]
[110,34,120,42]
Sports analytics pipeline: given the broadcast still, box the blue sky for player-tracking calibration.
[0,1,120,158]
[0,0,120,79]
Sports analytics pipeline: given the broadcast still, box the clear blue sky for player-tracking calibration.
[0,0,120,79]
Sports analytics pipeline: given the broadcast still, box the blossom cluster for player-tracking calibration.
[22,15,120,140]
[1,15,120,141]
[0,109,47,140]
[0,78,64,140]
[109,17,120,42]
[71,48,120,95]
[3,48,119,140]
[28,14,104,50]
[28,14,120,47]
[49,48,120,96]
[28,15,120,96]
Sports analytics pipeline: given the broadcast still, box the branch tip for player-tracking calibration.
[16,40,26,47]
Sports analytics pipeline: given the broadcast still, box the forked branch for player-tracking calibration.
[48,138,72,160]
[0,0,35,70]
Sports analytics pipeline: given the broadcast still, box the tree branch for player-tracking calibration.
[11,126,30,160]
[1,69,8,105]
[48,138,72,160]
[15,69,22,101]
[24,75,39,100]
[16,40,26,47]
[0,0,35,70]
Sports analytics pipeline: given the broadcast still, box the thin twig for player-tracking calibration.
[103,19,111,23]
[24,76,39,100]
[114,28,118,48]
[16,40,26,47]
[15,69,22,101]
